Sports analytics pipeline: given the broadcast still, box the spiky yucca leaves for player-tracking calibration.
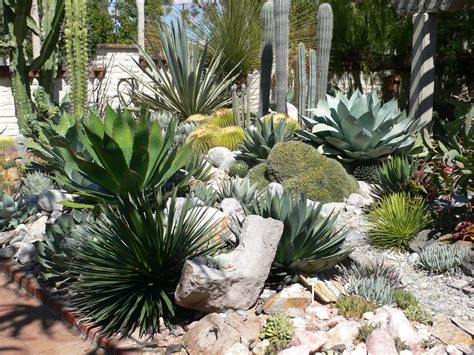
[298,90,420,161]
[238,116,295,165]
[68,192,224,338]
[185,109,245,152]
[372,156,415,198]
[129,20,238,119]
[185,152,213,183]
[217,177,258,206]
[417,243,468,273]
[368,193,430,251]
[244,191,351,275]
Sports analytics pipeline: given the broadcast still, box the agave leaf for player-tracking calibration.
[312,123,340,134]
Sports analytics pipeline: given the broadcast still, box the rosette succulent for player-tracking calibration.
[298,90,420,161]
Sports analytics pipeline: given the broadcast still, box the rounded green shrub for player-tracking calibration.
[404,304,433,324]
[228,161,249,178]
[248,163,270,190]
[393,289,418,310]
[267,141,359,203]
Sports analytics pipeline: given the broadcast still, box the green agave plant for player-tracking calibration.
[30,107,192,202]
[238,115,295,165]
[217,177,258,207]
[368,193,431,251]
[0,192,31,231]
[372,156,415,198]
[68,191,224,338]
[128,20,239,119]
[243,191,351,275]
[298,90,420,161]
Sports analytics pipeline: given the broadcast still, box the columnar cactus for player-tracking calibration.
[273,0,290,113]
[308,49,316,109]
[259,0,274,118]
[65,0,89,115]
[315,3,333,104]
[297,43,307,120]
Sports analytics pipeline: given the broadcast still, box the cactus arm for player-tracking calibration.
[297,43,307,121]
[274,0,290,113]
[315,3,333,105]
[259,0,273,118]
[246,74,252,128]
[308,49,316,109]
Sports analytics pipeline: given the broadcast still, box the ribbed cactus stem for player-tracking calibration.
[241,83,247,128]
[308,49,316,109]
[274,0,290,113]
[315,3,333,104]
[245,74,252,128]
[259,0,273,118]
[297,43,307,121]
[232,84,241,127]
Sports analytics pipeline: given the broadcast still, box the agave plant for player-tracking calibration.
[238,115,295,165]
[0,192,30,231]
[217,177,258,206]
[30,107,192,202]
[298,90,420,161]
[372,156,416,198]
[243,191,351,275]
[127,20,239,119]
[68,191,224,337]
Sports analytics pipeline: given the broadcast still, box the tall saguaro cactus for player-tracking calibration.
[136,0,145,49]
[273,0,290,113]
[65,0,89,116]
[259,0,273,118]
[315,3,333,104]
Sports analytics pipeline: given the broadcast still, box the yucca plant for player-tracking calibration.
[372,156,415,198]
[238,115,295,165]
[128,20,239,119]
[68,191,224,338]
[243,191,351,275]
[31,107,192,202]
[368,193,431,251]
[298,90,420,161]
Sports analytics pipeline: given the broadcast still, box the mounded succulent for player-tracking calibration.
[393,289,418,310]
[351,162,381,185]
[21,171,54,197]
[417,243,468,273]
[336,295,377,319]
[357,324,376,342]
[243,191,351,275]
[267,141,359,203]
[217,177,258,206]
[260,313,294,350]
[228,161,249,178]
[238,114,295,165]
[248,163,271,191]
[404,304,433,324]
[368,193,430,251]
[339,260,402,289]
[298,90,420,161]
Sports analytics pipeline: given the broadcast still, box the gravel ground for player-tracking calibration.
[348,239,473,320]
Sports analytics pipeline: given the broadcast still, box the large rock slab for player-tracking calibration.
[207,147,235,169]
[182,312,262,354]
[430,314,472,346]
[323,320,360,350]
[175,215,284,312]
[366,329,397,355]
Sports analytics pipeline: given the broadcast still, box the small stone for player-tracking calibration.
[268,182,284,197]
[358,181,373,201]
[225,343,250,355]
[462,285,473,296]
[399,351,413,355]
[222,156,237,170]
[323,320,360,350]
[290,330,327,352]
[346,230,365,242]
[424,345,448,355]
[350,342,367,355]
[448,279,469,291]
[165,344,184,354]
[291,317,307,330]
[307,306,330,320]
[368,311,388,328]
[346,193,366,208]
[37,189,73,212]
[22,215,49,243]
[303,276,344,304]
[221,198,245,221]
[320,203,346,218]
[451,317,474,336]
[387,308,421,346]
[207,147,235,169]
[264,284,312,316]
[251,340,270,355]
[277,345,311,355]
[445,345,462,355]
[14,242,37,264]
[362,311,374,320]
[327,315,346,328]
[0,245,17,259]
[430,314,472,346]
[366,329,397,355]
[407,253,420,264]
[408,229,437,253]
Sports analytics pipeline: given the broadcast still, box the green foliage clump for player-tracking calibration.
[393,289,418,310]
[394,337,411,352]
[357,323,376,342]
[260,313,293,351]
[248,163,271,191]
[351,162,381,185]
[417,243,468,273]
[267,141,359,203]
[244,192,351,275]
[368,193,430,251]
[336,295,377,319]
[217,177,257,206]
[404,304,433,324]
[238,117,294,165]
[229,161,249,178]
[21,172,54,197]
[67,192,224,338]
[372,156,415,198]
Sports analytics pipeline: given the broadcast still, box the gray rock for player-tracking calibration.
[346,193,366,208]
[408,229,438,253]
[221,198,245,221]
[0,226,28,246]
[221,156,237,170]
[23,215,48,243]
[407,253,420,264]
[320,203,346,218]
[358,181,373,200]
[182,311,262,354]
[366,329,397,355]
[278,345,311,355]
[268,182,284,197]
[207,147,235,169]
[385,307,421,346]
[175,215,284,312]
[451,317,474,336]
[289,330,327,352]
[0,245,18,259]
[225,343,250,355]
[346,230,365,242]
[14,242,37,264]
[323,320,360,350]
[37,190,74,212]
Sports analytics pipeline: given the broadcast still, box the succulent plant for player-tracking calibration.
[417,243,468,273]
[357,324,376,342]
[217,177,258,206]
[336,295,377,319]
[190,182,218,207]
[298,90,420,161]
[393,289,418,310]
[404,304,433,324]
[248,163,271,191]
[21,172,54,197]
[238,115,295,165]
[372,156,415,198]
[339,260,402,289]
[228,161,249,178]
[0,192,30,231]
[260,313,293,349]
[347,275,395,306]
[352,162,381,185]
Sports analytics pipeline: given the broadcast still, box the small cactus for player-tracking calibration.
[228,161,249,178]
